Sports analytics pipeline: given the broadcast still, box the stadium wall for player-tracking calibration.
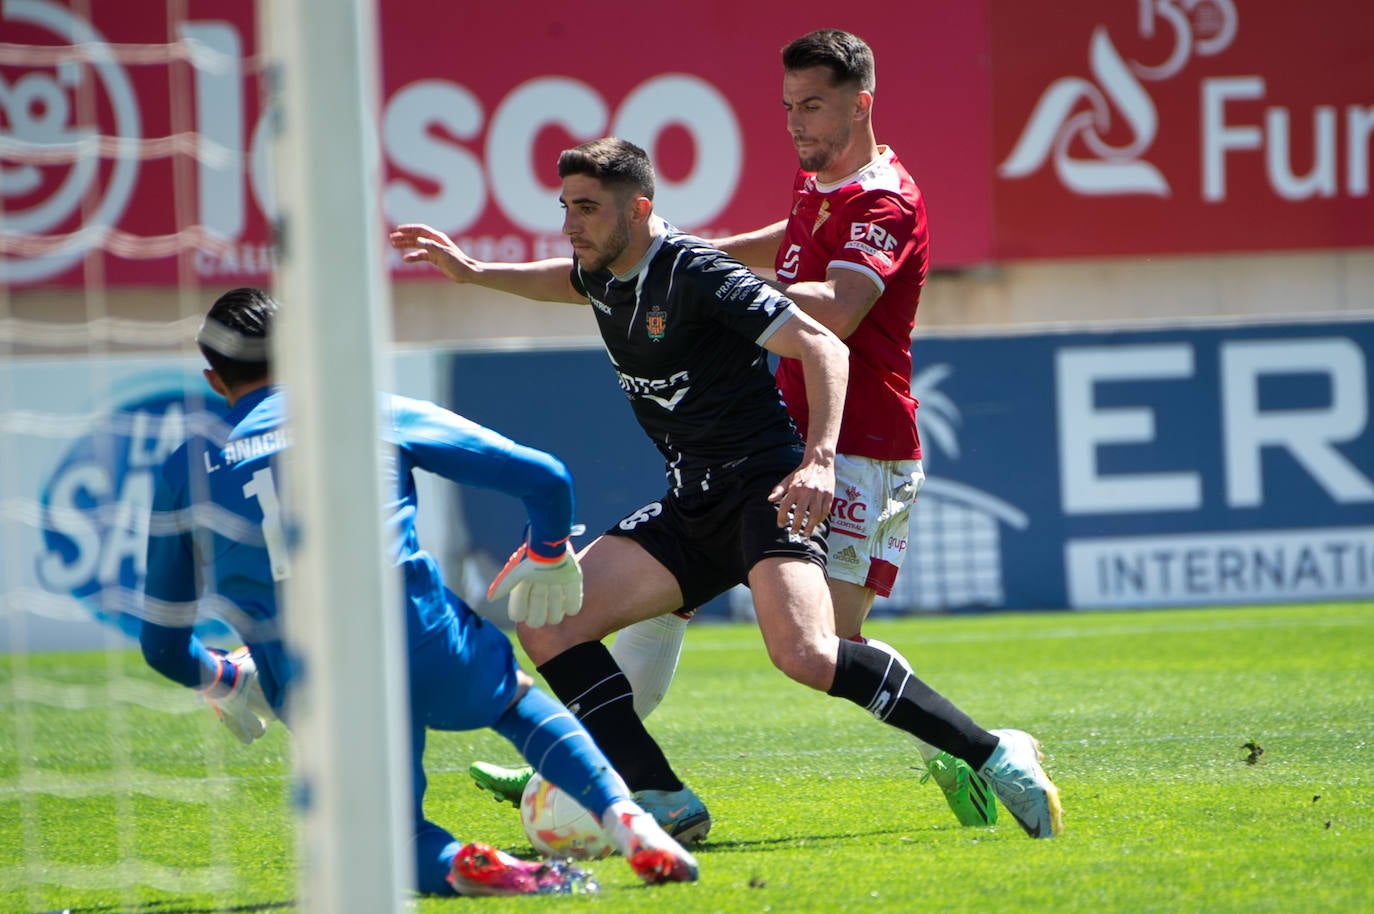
[446,316,1374,618]
[7,312,1370,654]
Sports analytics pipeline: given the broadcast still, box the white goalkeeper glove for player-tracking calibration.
[487,541,583,628]
[201,646,274,745]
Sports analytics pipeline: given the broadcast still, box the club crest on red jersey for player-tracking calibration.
[812,199,831,234]
[646,304,667,341]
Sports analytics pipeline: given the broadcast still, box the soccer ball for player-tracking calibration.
[520,772,614,860]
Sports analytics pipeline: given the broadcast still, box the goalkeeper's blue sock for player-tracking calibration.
[491,685,627,818]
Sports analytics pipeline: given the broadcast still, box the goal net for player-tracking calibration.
[1,2,408,911]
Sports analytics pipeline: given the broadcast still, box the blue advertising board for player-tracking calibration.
[448,318,1374,612]
[1,351,447,653]
[445,345,669,570]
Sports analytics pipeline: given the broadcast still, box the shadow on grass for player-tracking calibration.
[58,901,293,914]
[692,822,953,854]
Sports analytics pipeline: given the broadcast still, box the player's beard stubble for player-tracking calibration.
[795,121,852,174]
[574,213,631,274]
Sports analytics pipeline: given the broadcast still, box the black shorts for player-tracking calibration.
[604,449,830,609]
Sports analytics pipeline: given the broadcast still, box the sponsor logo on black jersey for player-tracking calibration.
[747,294,790,318]
[617,369,690,411]
[714,270,759,303]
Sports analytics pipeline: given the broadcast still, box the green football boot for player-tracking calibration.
[920,751,998,827]
[469,761,535,808]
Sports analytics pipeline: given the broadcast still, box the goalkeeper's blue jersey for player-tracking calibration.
[142,384,574,708]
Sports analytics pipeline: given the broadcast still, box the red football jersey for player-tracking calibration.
[774,146,928,460]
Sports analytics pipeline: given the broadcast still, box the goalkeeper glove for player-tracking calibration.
[201,646,273,745]
[487,540,583,628]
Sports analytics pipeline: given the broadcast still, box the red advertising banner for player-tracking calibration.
[9,1,1363,285]
[0,0,269,287]
[0,1,991,287]
[990,0,1374,259]
[375,3,992,275]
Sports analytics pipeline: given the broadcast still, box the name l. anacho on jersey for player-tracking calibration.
[218,429,292,467]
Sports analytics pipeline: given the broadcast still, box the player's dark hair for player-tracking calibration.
[198,286,278,387]
[557,137,656,202]
[782,29,876,93]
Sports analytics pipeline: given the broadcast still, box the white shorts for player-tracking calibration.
[825,454,924,597]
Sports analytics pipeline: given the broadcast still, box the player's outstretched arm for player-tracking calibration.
[710,219,787,269]
[386,395,582,627]
[388,223,583,303]
[762,310,848,536]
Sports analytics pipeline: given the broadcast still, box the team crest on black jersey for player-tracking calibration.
[646,304,667,341]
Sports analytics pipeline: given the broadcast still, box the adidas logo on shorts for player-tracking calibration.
[834,545,862,566]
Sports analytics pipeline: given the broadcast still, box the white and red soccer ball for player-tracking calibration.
[520,773,614,860]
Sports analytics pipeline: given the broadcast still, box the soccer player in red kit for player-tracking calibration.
[601,29,1005,829]
[469,33,1061,838]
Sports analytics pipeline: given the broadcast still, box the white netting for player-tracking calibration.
[1,5,293,910]
[4,2,408,910]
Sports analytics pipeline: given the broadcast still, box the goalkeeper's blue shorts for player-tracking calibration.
[407,587,520,732]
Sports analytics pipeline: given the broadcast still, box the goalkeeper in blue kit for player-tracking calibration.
[137,287,697,895]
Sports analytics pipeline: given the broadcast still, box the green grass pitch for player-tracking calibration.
[3,602,1371,912]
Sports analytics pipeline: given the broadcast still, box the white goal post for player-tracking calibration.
[259,1,411,912]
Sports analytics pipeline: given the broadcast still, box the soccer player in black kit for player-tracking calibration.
[389,137,1061,843]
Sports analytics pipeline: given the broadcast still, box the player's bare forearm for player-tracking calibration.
[711,220,787,269]
[795,326,846,469]
[388,223,582,303]
[467,258,582,303]
[777,269,880,339]
[765,313,846,535]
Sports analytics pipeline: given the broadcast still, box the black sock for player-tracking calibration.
[536,640,684,792]
[826,639,1000,769]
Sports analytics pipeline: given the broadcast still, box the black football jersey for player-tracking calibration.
[570,219,804,493]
